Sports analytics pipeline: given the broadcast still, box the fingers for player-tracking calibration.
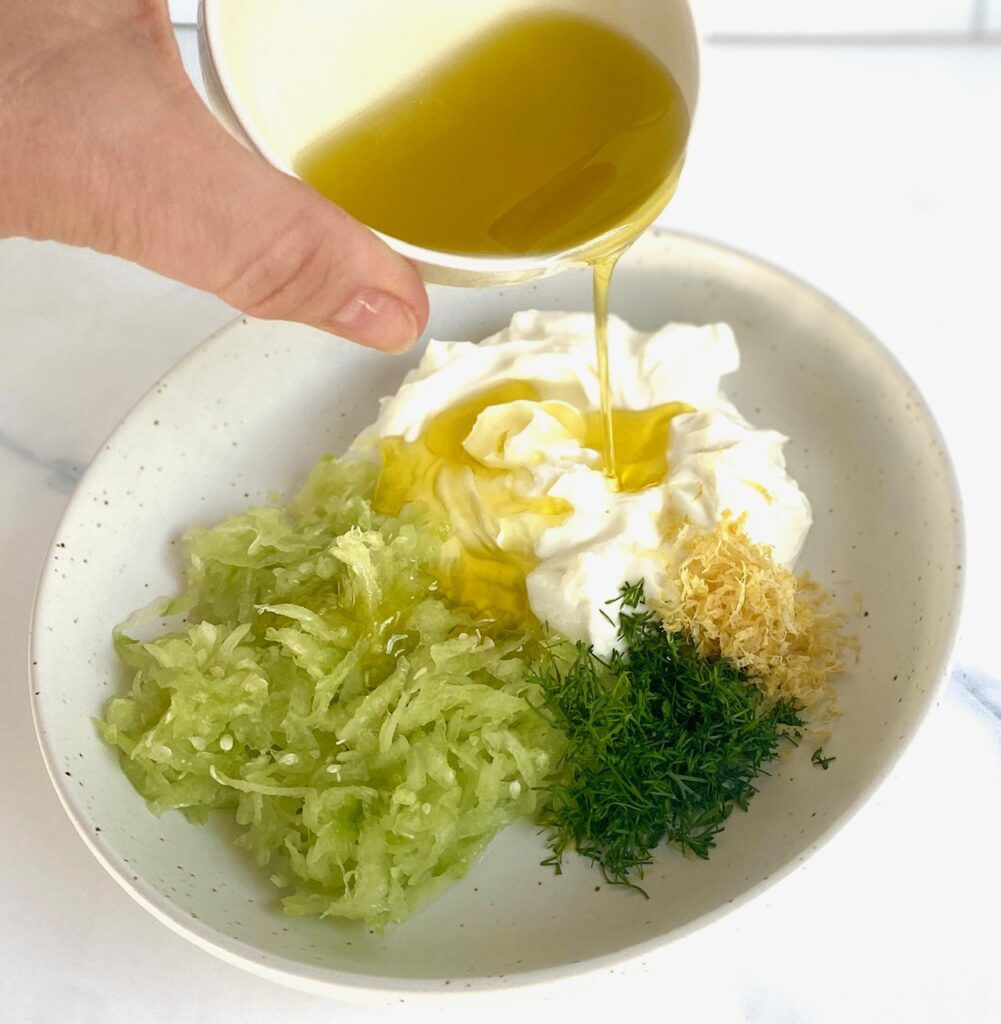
[123,90,430,352]
[215,176,428,353]
[0,0,429,352]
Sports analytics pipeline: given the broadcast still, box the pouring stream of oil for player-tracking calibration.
[297,11,690,618]
[592,254,619,479]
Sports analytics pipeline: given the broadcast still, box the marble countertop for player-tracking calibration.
[2,30,999,1023]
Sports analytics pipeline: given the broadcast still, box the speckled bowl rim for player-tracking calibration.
[28,229,965,1003]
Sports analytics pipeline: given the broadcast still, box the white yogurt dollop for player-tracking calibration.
[375,310,739,438]
[366,311,812,655]
[667,406,812,567]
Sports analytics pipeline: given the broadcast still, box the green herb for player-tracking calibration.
[534,583,803,889]
[811,747,835,770]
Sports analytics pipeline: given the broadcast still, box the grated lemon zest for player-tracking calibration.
[657,514,859,719]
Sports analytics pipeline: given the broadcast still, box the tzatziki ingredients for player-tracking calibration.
[367,311,812,654]
[99,311,856,924]
[534,583,804,885]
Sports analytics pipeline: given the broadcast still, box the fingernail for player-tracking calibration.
[328,289,419,353]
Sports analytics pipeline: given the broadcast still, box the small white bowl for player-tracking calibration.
[30,231,963,1001]
[198,0,700,285]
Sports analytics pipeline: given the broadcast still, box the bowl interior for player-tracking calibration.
[31,231,962,995]
[205,0,700,176]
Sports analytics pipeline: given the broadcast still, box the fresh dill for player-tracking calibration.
[811,747,835,770]
[533,583,803,890]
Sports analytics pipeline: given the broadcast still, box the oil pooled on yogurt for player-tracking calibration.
[373,383,690,622]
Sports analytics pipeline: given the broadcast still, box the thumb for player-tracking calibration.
[121,89,430,352]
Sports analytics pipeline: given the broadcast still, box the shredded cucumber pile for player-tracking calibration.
[98,458,562,927]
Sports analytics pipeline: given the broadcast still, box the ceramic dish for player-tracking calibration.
[30,230,963,1001]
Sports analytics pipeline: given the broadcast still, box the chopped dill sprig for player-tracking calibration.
[811,747,836,770]
[533,583,803,890]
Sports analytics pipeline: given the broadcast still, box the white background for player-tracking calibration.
[3,17,1001,1024]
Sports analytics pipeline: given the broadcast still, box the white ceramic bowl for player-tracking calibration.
[30,231,963,1001]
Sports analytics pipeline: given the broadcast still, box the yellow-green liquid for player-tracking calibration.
[298,12,690,619]
[297,11,689,259]
[374,382,691,622]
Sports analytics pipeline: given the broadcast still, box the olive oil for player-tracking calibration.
[296,12,689,259]
[373,382,572,621]
[373,381,691,622]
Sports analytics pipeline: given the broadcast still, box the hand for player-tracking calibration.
[0,0,428,352]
